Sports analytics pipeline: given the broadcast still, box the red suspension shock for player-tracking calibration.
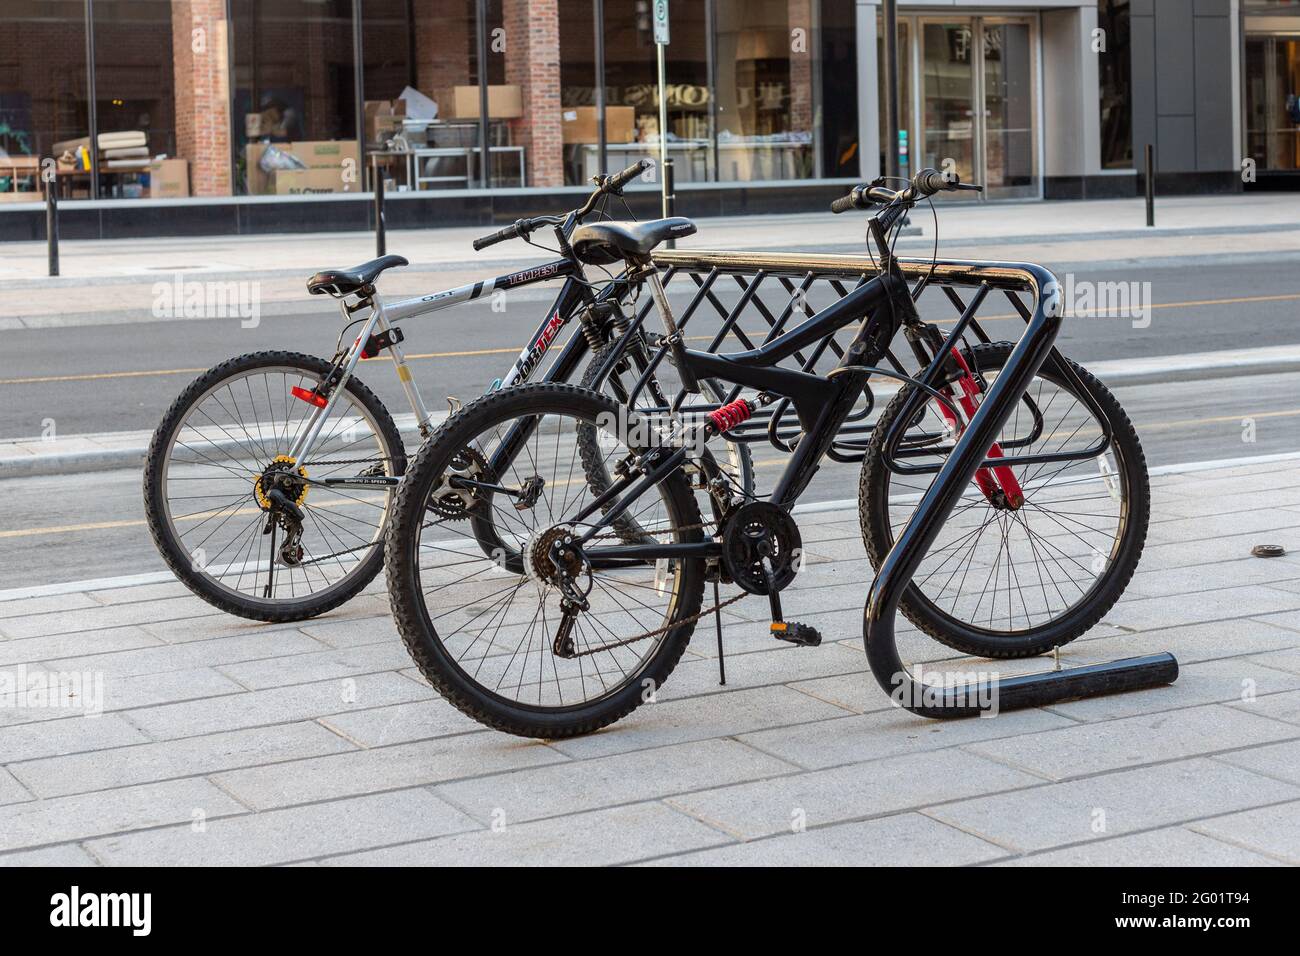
[707,398,753,434]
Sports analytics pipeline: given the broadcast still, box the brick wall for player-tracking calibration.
[504,0,564,188]
[171,0,231,196]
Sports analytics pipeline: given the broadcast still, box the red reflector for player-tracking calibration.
[291,386,329,408]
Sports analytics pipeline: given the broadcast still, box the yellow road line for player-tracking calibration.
[4,289,1299,386]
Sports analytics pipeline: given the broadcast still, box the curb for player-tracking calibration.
[4,347,1300,479]
[0,413,437,480]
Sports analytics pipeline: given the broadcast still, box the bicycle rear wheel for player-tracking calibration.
[144,350,405,622]
[859,342,1149,659]
[385,383,706,738]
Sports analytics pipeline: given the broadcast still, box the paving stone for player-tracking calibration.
[0,666,245,729]
[0,713,148,763]
[965,703,1300,781]
[40,629,328,679]
[993,826,1283,866]
[123,672,433,740]
[436,738,798,826]
[1189,800,1300,864]
[668,641,867,700]
[319,700,485,747]
[0,767,31,806]
[215,640,414,690]
[640,811,1004,866]
[0,844,99,866]
[212,732,567,810]
[0,778,245,853]
[1043,658,1300,722]
[739,706,1075,771]
[925,758,1300,853]
[1099,587,1300,632]
[9,722,357,799]
[1214,737,1300,786]
[298,615,400,648]
[85,789,477,866]
[324,801,732,866]
[665,748,1037,841]
[1076,617,1300,664]
[547,685,852,760]
[0,596,219,640]
[0,592,99,620]
[0,626,162,668]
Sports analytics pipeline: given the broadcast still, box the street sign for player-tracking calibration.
[653,0,669,45]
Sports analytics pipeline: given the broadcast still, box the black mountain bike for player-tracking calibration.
[143,161,752,623]
[384,168,1150,737]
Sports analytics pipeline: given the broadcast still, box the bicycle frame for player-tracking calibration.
[285,257,632,490]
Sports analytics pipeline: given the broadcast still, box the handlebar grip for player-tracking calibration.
[915,168,954,196]
[605,158,653,193]
[829,191,860,215]
[472,220,524,252]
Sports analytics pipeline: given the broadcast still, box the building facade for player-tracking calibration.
[0,1,1293,237]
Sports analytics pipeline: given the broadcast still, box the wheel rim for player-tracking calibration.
[880,359,1130,637]
[408,401,695,711]
[158,365,395,607]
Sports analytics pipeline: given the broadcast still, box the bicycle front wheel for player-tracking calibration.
[859,342,1149,659]
[144,350,405,622]
[385,383,706,738]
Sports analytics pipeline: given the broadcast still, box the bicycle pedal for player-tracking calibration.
[770,621,821,647]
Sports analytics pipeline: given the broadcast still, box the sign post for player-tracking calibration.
[654,0,670,219]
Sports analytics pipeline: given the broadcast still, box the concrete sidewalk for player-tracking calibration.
[4,192,1300,327]
[1,455,1298,866]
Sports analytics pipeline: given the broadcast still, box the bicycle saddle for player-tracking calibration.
[571,218,696,265]
[307,254,409,296]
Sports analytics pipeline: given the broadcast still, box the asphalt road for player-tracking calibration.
[2,257,1299,440]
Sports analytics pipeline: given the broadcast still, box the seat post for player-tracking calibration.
[638,261,700,394]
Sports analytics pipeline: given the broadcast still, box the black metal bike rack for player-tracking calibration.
[653,249,1179,718]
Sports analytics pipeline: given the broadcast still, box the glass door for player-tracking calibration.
[981,18,1036,197]
[917,15,1037,199]
[1245,33,1300,171]
[920,20,978,187]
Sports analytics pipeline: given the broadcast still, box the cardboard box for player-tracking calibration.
[364,99,408,144]
[245,140,360,195]
[452,84,523,119]
[562,106,635,144]
[273,167,359,195]
[148,158,189,198]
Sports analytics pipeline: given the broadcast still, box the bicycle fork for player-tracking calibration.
[938,347,1025,509]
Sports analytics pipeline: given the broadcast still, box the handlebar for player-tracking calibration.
[830,167,983,215]
[472,220,526,252]
[471,159,654,252]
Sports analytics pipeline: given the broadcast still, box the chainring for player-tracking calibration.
[720,501,803,595]
[427,447,492,520]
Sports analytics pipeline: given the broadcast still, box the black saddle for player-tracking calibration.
[570,218,696,265]
[307,254,409,296]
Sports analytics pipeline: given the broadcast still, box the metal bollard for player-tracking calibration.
[45,167,59,277]
[373,155,386,257]
[664,158,677,249]
[1145,143,1155,228]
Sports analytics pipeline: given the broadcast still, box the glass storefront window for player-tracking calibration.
[1098,0,1132,169]
[715,0,815,181]
[0,1,90,201]
[1245,33,1300,171]
[92,0,176,199]
[231,0,358,197]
